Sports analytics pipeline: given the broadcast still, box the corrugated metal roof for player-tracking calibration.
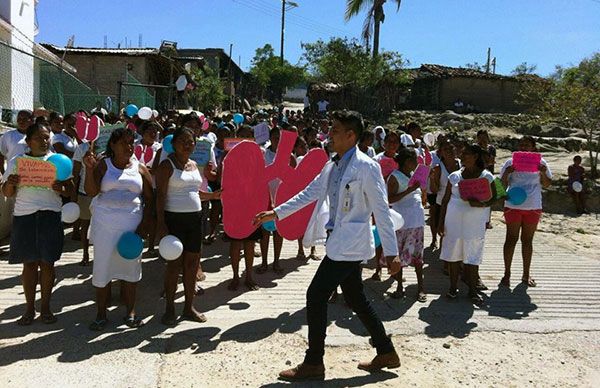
[41,43,159,55]
[417,64,541,81]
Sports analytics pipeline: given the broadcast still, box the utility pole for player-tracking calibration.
[486,47,491,73]
[491,57,497,74]
[280,1,298,64]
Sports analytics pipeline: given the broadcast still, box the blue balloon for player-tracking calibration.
[372,225,381,248]
[125,104,139,118]
[507,187,527,206]
[262,220,277,232]
[48,153,73,181]
[162,134,174,154]
[233,113,244,125]
[206,186,212,193]
[117,232,144,260]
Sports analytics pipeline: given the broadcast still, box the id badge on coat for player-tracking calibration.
[342,184,351,213]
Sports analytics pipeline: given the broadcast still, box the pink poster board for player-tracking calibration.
[408,164,430,189]
[512,152,542,172]
[221,130,327,240]
[378,157,398,179]
[458,178,492,202]
[16,157,56,188]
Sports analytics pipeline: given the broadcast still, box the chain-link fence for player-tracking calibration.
[120,72,156,110]
[0,40,111,120]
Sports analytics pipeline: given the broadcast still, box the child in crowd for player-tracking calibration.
[567,155,587,214]
[387,148,426,302]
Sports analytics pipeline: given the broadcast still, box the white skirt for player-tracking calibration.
[90,206,143,287]
[440,201,488,265]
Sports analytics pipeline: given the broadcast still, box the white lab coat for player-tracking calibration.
[275,147,398,262]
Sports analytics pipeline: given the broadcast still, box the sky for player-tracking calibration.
[35,0,600,76]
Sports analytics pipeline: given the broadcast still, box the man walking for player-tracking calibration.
[254,110,401,381]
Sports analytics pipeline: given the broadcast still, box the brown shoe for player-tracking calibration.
[358,351,401,372]
[279,363,325,381]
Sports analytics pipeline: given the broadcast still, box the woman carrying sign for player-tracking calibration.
[500,136,552,288]
[439,144,495,306]
[1,123,74,325]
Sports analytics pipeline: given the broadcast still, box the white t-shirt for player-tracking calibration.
[388,170,425,229]
[2,154,62,216]
[317,100,329,112]
[73,142,90,194]
[51,132,77,154]
[0,129,28,161]
[500,158,552,210]
[303,95,310,109]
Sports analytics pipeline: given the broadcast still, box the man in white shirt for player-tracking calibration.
[254,110,401,381]
[0,110,33,174]
[317,99,329,113]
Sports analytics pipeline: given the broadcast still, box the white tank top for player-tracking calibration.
[389,170,425,229]
[165,158,203,213]
[96,157,143,212]
[436,158,461,205]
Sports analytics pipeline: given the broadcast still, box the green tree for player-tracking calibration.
[511,62,538,76]
[301,37,408,89]
[249,44,306,102]
[187,67,226,113]
[521,53,600,177]
[344,0,402,58]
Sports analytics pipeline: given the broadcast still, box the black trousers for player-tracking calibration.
[304,256,394,365]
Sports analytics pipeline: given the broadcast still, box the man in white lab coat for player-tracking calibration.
[254,110,401,381]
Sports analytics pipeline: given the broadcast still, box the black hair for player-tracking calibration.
[181,112,199,126]
[140,121,162,133]
[17,109,33,118]
[35,116,49,125]
[464,144,486,170]
[172,127,195,145]
[294,136,307,148]
[105,126,135,157]
[359,131,375,143]
[476,129,490,138]
[574,155,582,162]
[405,122,421,134]
[521,135,537,149]
[64,113,77,123]
[394,146,417,169]
[25,123,48,141]
[384,130,401,143]
[236,124,253,138]
[331,110,363,140]
[48,111,62,123]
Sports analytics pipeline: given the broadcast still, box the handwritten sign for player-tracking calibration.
[224,138,245,151]
[512,152,542,172]
[458,178,492,202]
[16,157,56,188]
[378,157,398,179]
[408,164,430,189]
[253,122,270,145]
[191,138,212,167]
[493,177,507,198]
[95,124,122,154]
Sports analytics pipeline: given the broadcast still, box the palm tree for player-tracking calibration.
[345,0,402,58]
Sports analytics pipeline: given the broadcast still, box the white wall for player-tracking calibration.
[0,0,35,110]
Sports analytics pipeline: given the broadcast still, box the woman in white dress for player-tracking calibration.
[84,126,153,330]
[439,144,495,305]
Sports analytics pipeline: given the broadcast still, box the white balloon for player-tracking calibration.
[424,133,436,147]
[389,209,405,231]
[62,202,80,223]
[572,181,583,193]
[138,107,153,120]
[159,235,184,261]
[152,109,159,118]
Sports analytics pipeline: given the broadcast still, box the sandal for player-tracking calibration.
[476,278,488,291]
[79,258,90,266]
[499,276,510,287]
[244,279,259,291]
[296,253,307,261]
[17,314,35,326]
[89,318,108,331]
[371,272,381,281]
[470,294,484,306]
[40,313,57,324]
[123,316,144,328]
[417,292,427,303]
[308,254,321,261]
[522,278,537,287]
[255,264,268,274]
[272,263,284,274]
[195,284,205,295]
[446,289,459,299]
[227,278,240,291]
[161,313,177,326]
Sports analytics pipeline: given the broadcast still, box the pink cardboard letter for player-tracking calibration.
[408,164,430,189]
[458,178,492,202]
[512,152,542,172]
[378,157,398,179]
